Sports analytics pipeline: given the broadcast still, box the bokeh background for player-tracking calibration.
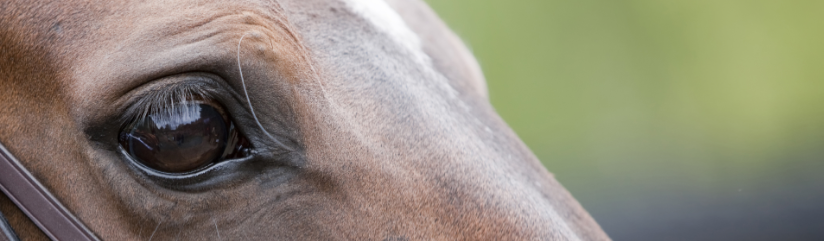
[423,0,824,240]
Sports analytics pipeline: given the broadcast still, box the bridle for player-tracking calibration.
[0,142,99,241]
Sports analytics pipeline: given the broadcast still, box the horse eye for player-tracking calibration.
[118,102,250,173]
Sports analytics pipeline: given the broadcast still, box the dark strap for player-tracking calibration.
[0,143,99,241]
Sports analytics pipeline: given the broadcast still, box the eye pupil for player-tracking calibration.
[119,103,239,173]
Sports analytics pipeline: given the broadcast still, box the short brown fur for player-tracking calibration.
[0,0,610,240]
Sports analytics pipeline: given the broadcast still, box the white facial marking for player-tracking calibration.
[341,0,462,103]
[341,0,427,63]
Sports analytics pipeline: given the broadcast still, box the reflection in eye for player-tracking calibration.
[119,101,250,173]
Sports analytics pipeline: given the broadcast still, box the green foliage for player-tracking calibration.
[425,0,824,208]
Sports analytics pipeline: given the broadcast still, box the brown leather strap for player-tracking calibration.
[0,143,99,241]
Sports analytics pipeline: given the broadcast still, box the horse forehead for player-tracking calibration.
[339,0,425,62]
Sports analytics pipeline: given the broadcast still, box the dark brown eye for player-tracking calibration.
[119,102,250,173]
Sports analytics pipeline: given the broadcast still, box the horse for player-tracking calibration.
[0,0,610,239]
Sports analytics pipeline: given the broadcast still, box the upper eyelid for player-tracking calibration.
[119,75,227,126]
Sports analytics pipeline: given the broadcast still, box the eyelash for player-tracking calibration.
[121,82,215,126]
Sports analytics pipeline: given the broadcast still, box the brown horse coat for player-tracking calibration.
[0,0,610,239]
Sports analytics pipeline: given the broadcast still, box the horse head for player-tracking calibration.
[0,0,610,239]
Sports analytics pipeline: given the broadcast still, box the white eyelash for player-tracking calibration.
[131,85,207,127]
[149,102,201,131]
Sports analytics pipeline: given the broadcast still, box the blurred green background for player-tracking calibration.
[424,0,824,240]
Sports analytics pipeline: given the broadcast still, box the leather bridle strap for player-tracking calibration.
[0,208,19,241]
[0,143,99,241]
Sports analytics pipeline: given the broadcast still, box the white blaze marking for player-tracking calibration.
[341,0,461,101]
[342,0,427,63]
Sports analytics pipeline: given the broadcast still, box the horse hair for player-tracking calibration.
[237,33,291,151]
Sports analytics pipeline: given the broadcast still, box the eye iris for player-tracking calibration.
[120,103,229,173]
